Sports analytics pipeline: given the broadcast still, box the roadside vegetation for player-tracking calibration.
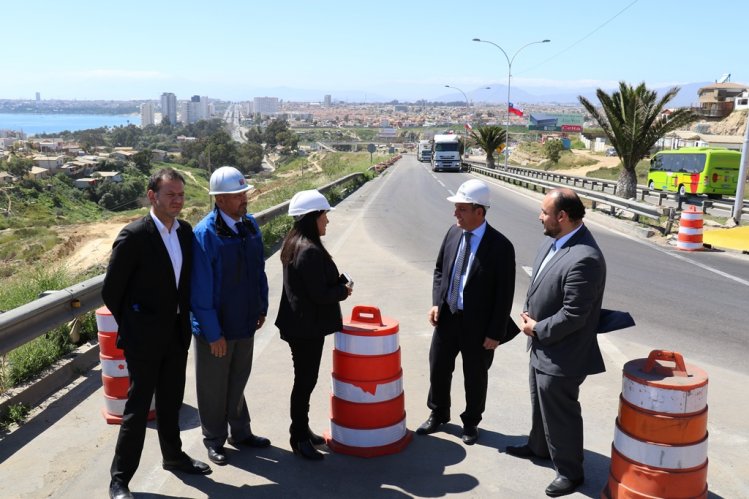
[0,120,394,419]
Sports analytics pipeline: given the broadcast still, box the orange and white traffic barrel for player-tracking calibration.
[676,205,704,251]
[96,307,155,424]
[325,305,412,457]
[601,350,709,499]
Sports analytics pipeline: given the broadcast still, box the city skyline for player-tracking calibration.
[1,0,745,102]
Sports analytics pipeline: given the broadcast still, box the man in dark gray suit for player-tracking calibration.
[508,188,606,498]
[416,179,515,446]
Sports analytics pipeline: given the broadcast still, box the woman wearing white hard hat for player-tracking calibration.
[274,189,352,460]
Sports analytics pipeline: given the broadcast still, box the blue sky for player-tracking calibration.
[1,0,744,102]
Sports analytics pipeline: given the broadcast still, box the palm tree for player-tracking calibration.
[468,125,506,169]
[579,81,697,199]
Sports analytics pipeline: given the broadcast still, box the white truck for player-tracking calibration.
[417,140,432,162]
[431,134,462,172]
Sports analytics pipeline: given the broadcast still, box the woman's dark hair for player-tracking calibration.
[280,210,331,265]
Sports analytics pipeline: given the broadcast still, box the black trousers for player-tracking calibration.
[286,336,325,442]
[427,307,494,427]
[110,323,188,485]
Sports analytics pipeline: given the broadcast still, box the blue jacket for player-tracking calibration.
[191,207,269,342]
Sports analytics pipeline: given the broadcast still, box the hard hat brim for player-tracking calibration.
[209,184,253,196]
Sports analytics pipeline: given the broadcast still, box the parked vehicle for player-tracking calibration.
[417,140,432,162]
[605,147,617,156]
[431,134,461,172]
[647,147,741,198]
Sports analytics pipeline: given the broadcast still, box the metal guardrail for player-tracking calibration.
[466,163,664,221]
[0,172,366,358]
[465,160,749,217]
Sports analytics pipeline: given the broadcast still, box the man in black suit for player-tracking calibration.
[103,168,210,499]
[509,188,607,498]
[416,179,516,445]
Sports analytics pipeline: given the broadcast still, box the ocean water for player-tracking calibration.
[0,113,137,136]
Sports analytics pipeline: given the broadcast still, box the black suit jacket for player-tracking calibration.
[102,214,193,357]
[432,222,516,342]
[275,240,348,340]
[524,224,606,377]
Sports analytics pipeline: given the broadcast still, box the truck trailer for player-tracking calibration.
[417,140,432,162]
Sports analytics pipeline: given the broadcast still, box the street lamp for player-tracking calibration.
[473,37,550,168]
[445,85,470,158]
[445,85,491,158]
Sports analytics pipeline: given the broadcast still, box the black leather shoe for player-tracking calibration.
[545,476,584,497]
[290,438,324,460]
[415,414,449,435]
[207,446,227,466]
[109,480,133,499]
[162,455,212,475]
[229,433,271,448]
[505,444,550,460]
[308,428,326,446]
[462,425,479,445]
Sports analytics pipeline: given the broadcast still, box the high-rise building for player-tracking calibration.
[253,96,279,115]
[324,94,332,107]
[178,101,191,125]
[160,92,177,125]
[35,92,41,102]
[140,102,155,127]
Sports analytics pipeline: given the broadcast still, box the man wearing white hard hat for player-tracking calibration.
[275,189,352,460]
[190,166,270,467]
[416,179,517,446]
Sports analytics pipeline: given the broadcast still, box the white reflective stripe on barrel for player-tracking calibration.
[676,241,704,250]
[330,417,407,448]
[104,396,155,416]
[681,212,702,220]
[335,331,399,355]
[678,227,703,235]
[613,425,707,470]
[96,313,118,333]
[332,377,402,403]
[621,376,707,414]
[101,358,129,377]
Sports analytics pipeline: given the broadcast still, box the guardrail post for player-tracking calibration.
[665,208,675,234]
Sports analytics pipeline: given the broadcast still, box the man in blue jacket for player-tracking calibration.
[191,166,270,466]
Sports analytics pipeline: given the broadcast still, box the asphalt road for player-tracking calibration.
[1,155,747,498]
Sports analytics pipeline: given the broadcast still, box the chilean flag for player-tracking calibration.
[508,102,524,117]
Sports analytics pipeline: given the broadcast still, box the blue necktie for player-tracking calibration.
[448,232,472,313]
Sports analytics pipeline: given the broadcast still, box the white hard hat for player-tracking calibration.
[447,179,491,207]
[288,189,333,218]
[209,166,253,195]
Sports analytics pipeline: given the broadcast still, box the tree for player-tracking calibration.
[132,149,152,174]
[468,125,506,169]
[579,81,697,199]
[543,139,563,164]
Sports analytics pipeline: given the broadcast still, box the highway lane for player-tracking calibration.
[374,155,749,375]
[1,156,747,498]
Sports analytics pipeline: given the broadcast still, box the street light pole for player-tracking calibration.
[445,85,492,158]
[445,85,470,158]
[472,38,550,168]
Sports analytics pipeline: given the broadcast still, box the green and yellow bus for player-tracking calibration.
[647,147,741,198]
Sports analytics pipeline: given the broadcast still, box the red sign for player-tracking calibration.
[560,125,583,132]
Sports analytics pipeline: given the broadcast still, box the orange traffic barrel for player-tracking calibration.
[325,305,412,457]
[602,350,709,499]
[676,205,704,251]
[96,307,155,424]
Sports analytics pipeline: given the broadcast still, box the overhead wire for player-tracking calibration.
[515,0,639,76]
